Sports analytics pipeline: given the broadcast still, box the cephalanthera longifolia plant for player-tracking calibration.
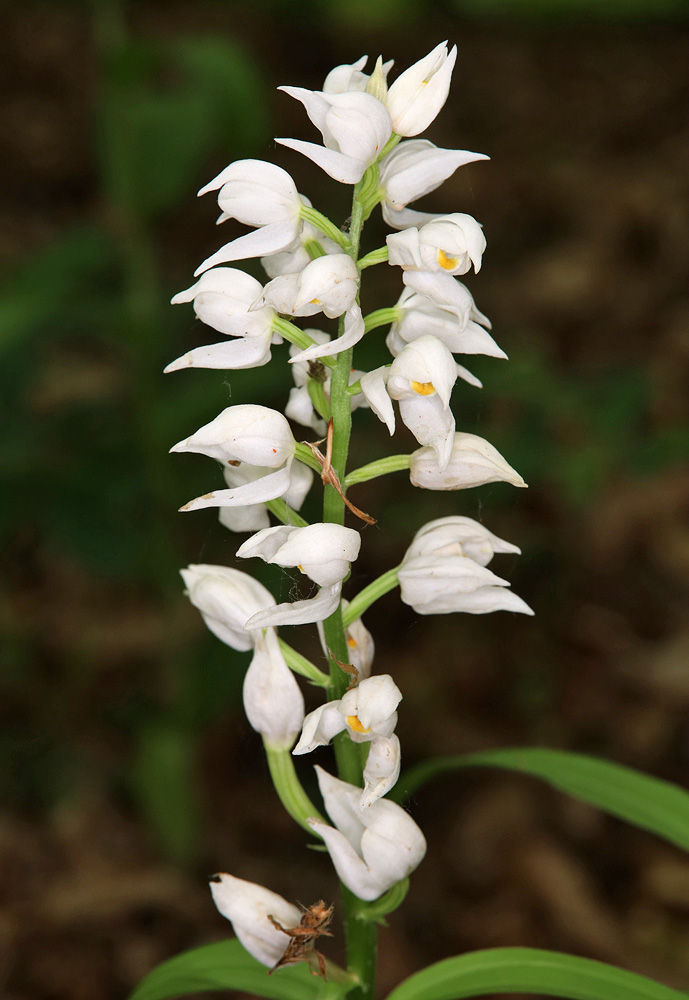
[131,43,689,1000]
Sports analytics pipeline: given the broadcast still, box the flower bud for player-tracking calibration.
[243,628,304,750]
[386,42,457,136]
[209,873,301,968]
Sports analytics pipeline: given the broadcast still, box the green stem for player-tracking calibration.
[343,568,401,627]
[278,638,330,687]
[358,247,389,270]
[341,886,378,1000]
[272,316,336,368]
[344,454,411,488]
[263,742,324,833]
[363,305,398,333]
[264,498,309,527]
[300,205,350,250]
[294,441,325,473]
[318,169,380,1000]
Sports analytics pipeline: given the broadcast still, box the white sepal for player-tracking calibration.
[361,735,401,808]
[410,432,526,490]
[309,767,426,901]
[164,335,274,372]
[292,701,346,755]
[289,304,365,363]
[360,366,395,435]
[180,564,275,651]
[170,404,295,467]
[237,522,360,588]
[405,515,522,565]
[245,582,343,630]
[379,139,489,213]
[198,159,303,226]
[209,873,301,969]
[386,42,457,136]
[388,284,504,359]
[243,628,305,750]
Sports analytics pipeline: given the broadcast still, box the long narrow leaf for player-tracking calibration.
[394,748,689,850]
[128,939,324,1000]
[385,947,686,1000]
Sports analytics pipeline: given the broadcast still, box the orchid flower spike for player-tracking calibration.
[165,268,279,372]
[386,41,457,136]
[209,873,303,969]
[170,405,296,513]
[388,214,486,276]
[277,89,392,184]
[194,160,307,274]
[237,523,361,628]
[410,432,526,491]
[379,138,489,230]
[309,767,426,900]
[398,516,534,616]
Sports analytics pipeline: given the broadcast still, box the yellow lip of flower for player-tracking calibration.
[411,380,436,396]
[437,249,459,270]
[345,714,371,734]
[347,636,358,649]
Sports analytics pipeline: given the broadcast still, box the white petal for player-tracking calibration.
[360,366,395,435]
[289,305,365,363]
[170,404,295,466]
[181,564,275,651]
[164,334,273,372]
[398,394,455,470]
[180,463,293,512]
[387,228,423,269]
[244,582,342,629]
[292,701,345,754]
[410,432,526,490]
[308,819,388,901]
[381,139,489,208]
[386,43,457,136]
[382,204,442,230]
[194,220,300,275]
[339,675,402,732]
[276,138,366,184]
[236,524,298,563]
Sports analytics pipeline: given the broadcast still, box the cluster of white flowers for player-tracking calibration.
[167,43,532,971]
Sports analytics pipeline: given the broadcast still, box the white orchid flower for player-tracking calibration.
[170,405,296,513]
[379,138,489,230]
[165,268,278,372]
[294,674,402,752]
[209,873,303,968]
[322,55,394,95]
[388,214,486,276]
[308,767,426,901]
[385,41,457,136]
[398,516,534,616]
[180,564,276,651]
[258,254,359,320]
[387,284,504,359]
[410,432,526,491]
[218,460,314,533]
[237,523,361,629]
[194,160,306,274]
[387,335,459,470]
[277,89,392,185]
[243,627,305,750]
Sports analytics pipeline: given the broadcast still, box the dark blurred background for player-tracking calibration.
[1,1,687,997]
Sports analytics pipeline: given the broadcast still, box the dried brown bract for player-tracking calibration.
[268,899,334,977]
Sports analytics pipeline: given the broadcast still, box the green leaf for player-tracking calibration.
[129,939,327,1000]
[385,947,685,1000]
[395,748,689,851]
